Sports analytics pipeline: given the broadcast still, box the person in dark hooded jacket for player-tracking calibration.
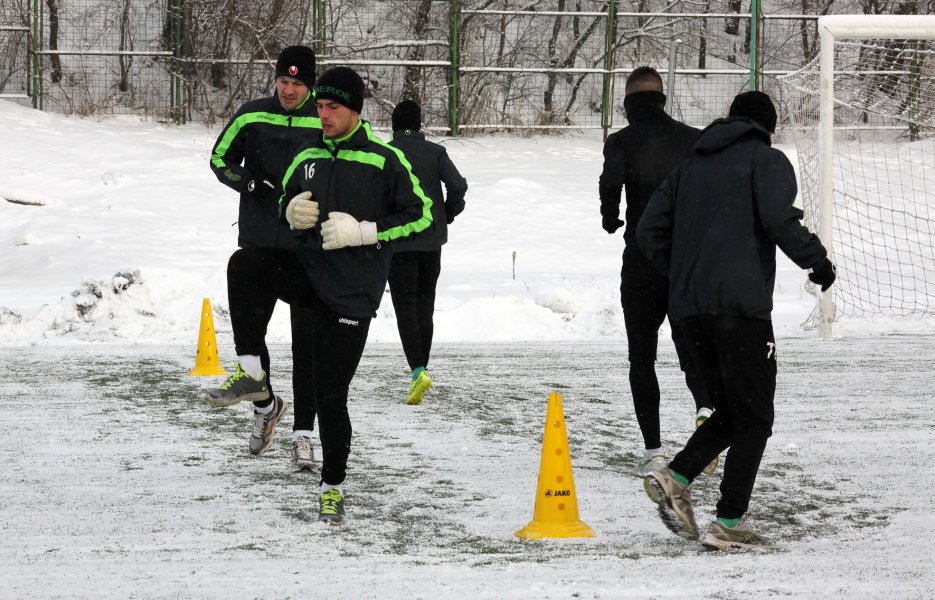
[599,66,714,478]
[387,99,468,406]
[637,90,836,551]
[207,45,322,475]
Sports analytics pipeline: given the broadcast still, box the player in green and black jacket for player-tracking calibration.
[206,46,322,475]
[208,67,434,524]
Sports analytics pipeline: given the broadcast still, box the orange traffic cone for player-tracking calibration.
[515,392,594,540]
[188,298,228,377]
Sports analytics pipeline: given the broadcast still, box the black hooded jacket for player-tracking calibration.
[210,93,320,249]
[389,129,468,251]
[636,117,828,322]
[599,91,701,248]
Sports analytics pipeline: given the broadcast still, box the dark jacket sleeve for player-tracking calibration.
[438,148,467,224]
[376,149,434,243]
[753,147,828,269]
[636,171,677,276]
[598,134,625,223]
[209,106,254,194]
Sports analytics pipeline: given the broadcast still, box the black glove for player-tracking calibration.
[247,178,276,197]
[808,258,837,292]
[602,215,624,234]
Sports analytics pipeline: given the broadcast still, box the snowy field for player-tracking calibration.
[2,99,934,597]
[2,339,934,598]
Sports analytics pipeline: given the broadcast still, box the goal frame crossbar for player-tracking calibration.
[817,15,935,339]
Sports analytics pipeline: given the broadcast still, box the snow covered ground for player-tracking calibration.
[2,340,934,598]
[1,99,934,597]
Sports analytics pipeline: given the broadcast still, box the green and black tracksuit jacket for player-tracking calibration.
[280,120,434,318]
[210,93,320,248]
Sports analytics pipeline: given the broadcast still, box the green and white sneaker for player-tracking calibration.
[644,467,699,540]
[318,488,345,524]
[248,395,288,456]
[205,363,269,406]
[637,454,667,477]
[406,371,432,405]
[701,518,777,551]
[695,408,719,476]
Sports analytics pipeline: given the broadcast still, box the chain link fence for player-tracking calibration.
[2,1,924,135]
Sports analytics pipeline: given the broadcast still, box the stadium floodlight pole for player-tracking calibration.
[816,14,935,340]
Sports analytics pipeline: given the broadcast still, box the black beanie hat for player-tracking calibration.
[392,99,422,132]
[729,90,777,133]
[316,67,365,113]
[275,46,316,89]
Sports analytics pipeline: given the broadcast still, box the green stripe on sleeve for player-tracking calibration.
[211,112,322,168]
[366,131,434,242]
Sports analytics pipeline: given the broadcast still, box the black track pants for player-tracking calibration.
[668,315,777,520]
[620,248,710,450]
[387,249,441,371]
[228,248,371,486]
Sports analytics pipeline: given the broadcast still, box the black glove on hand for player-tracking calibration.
[602,215,624,234]
[247,178,276,197]
[808,258,837,292]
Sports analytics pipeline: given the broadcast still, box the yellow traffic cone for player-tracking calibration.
[188,298,228,377]
[515,391,594,540]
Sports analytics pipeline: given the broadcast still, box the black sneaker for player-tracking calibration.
[318,488,345,524]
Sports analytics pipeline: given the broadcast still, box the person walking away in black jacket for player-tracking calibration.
[208,67,434,524]
[206,46,323,474]
[387,100,468,405]
[637,91,836,551]
[598,67,715,478]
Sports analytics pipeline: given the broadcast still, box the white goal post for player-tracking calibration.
[777,15,935,339]
[816,15,935,339]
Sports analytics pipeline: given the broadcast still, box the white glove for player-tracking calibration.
[285,191,320,230]
[321,212,378,250]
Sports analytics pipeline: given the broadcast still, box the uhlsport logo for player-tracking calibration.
[338,317,359,327]
[288,65,298,76]
[543,489,571,498]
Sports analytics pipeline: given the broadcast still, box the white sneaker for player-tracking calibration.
[291,435,318,473]
[637,454,667,477]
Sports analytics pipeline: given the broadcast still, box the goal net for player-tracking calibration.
[776,15,935,338]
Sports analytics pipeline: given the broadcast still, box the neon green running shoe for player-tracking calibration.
[406,371,432,405]
[205,363,269,406]
[318,488,345,524]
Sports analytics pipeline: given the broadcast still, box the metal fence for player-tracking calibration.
[0,1,870,135]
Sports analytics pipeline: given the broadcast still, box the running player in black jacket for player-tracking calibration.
[206,46,322,474]
[637,91,836,550]
[599,67,714,478]
[387,100,468,406]
[209,67,433,524]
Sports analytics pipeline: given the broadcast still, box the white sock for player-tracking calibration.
[237,354,263,379]
[320,482,343,494]
[254,400,274,415]
[293,429,314,442]
[644,448,663,459]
